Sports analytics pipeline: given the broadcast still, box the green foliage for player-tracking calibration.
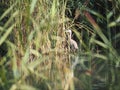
[0,0,120,90]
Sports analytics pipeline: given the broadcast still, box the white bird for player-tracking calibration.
[66,29,78,51]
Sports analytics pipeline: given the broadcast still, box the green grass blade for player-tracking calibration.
[4,10,19,28]
[30,0,38,14]
[0,24,14,45]
[93,54,108,60]
[91,39,108,49]
[51,0,57,19]
[0,2,16,21]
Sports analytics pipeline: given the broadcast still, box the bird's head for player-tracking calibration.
[65,29,72,39]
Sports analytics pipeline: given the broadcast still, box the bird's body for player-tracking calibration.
[65,29,78,51]
[70,38,78,50]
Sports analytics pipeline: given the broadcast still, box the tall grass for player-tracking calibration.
[0,0,120,90]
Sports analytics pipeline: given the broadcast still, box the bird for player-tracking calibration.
[65,29,78,51]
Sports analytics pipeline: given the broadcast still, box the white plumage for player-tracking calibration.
[66,29,78,50]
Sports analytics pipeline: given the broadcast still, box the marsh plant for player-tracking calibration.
[0,0,120,90]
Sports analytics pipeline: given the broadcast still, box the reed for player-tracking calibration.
[0,0,120,90]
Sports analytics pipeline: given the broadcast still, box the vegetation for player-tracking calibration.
[0,0,120,90]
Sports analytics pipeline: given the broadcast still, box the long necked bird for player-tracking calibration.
[66,29,78,51]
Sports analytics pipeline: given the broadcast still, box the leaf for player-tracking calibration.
[73,29,89,50]
[10,84,38,90]
[84,11,109,44]
[30,49,40,57]
[107,11,113,19]
[51,0,57,19]
[4,11,19,28]
[91,39,108,49]
[30,0,38,14]
[86,8,106,20]
[108,15,120,27]
[28,30,35,41]
[113,33,120,40]
[0,24,14,46]
[108,22,117,27]
[22,48,30,65]
[116,15,120,23]
[0,26,3,31]
[0,2,16,21]
[94,54,107,60]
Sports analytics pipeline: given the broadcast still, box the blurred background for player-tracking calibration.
[0,0,120,90]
